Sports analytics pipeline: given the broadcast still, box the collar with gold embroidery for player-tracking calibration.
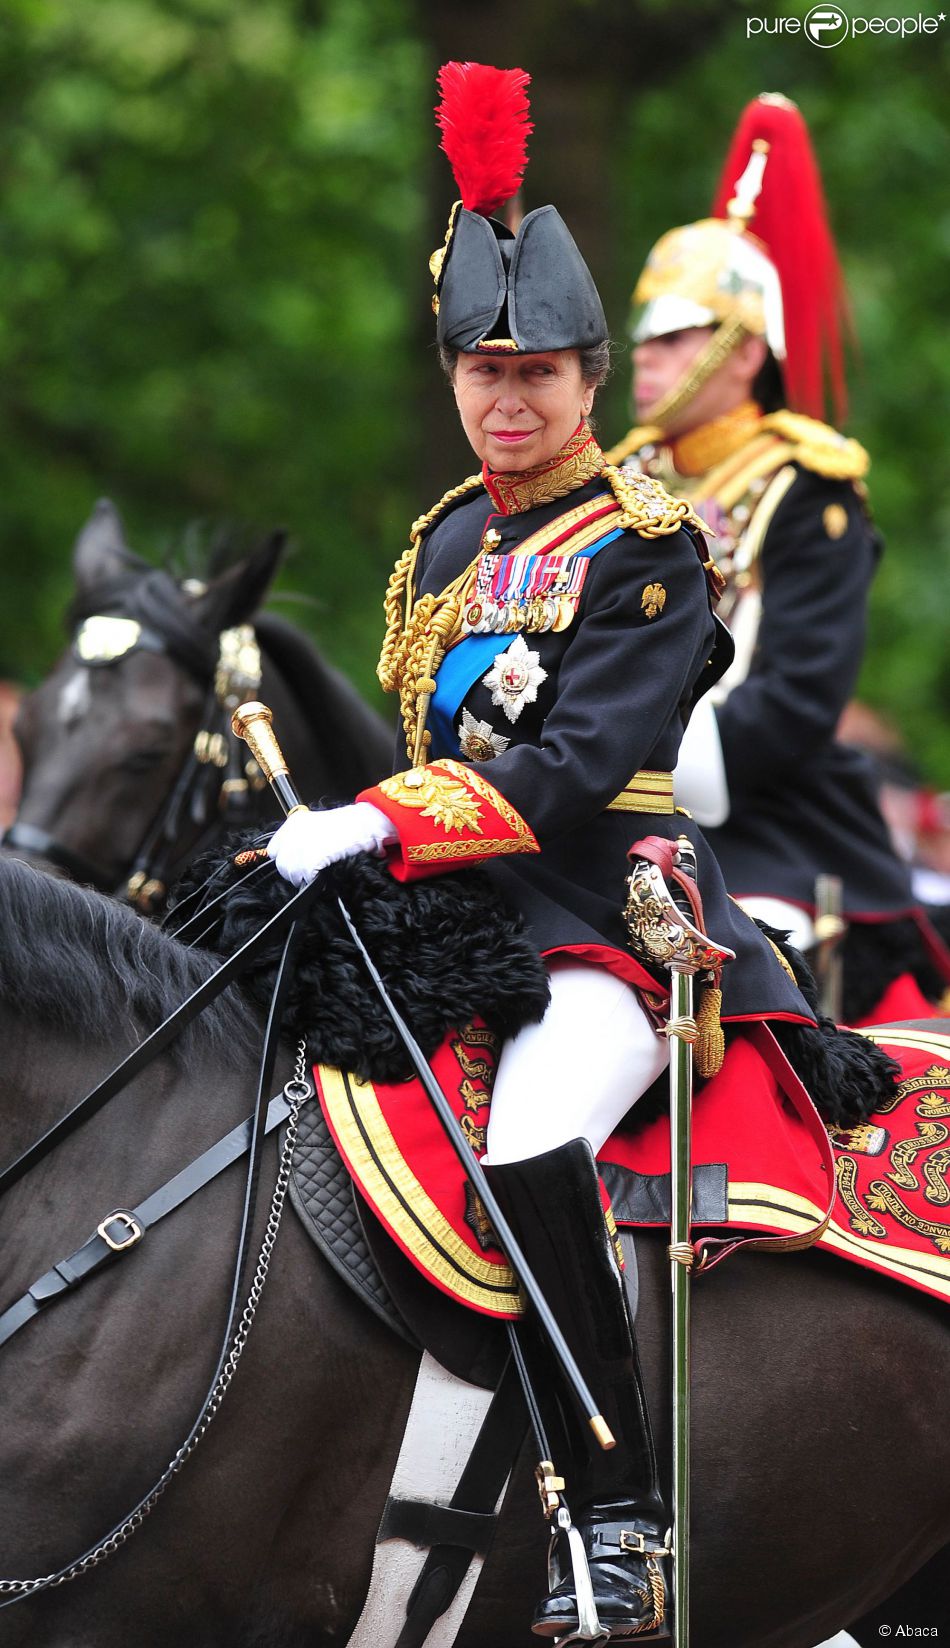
[483,423,605,515]
[667,400,763,478]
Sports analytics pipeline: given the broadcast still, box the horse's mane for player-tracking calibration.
[255,612,393,793]
[0,858,258,1065]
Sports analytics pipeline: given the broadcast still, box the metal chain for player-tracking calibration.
[0,1043,311,1601]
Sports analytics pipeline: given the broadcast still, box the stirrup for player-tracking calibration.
[547,1506,610,1646]
[545,1513,672,1644]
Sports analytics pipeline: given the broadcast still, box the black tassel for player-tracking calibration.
[754,920,901,1126]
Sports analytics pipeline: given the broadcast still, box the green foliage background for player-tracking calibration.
[0,0,948,775]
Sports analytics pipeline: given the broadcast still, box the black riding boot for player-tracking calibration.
[486,1139,670,1641]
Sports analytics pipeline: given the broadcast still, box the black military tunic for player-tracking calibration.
[364,442,813,1028]
[614,412,918,918]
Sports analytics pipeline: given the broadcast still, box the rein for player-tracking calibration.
[0,872,320,1199]
[0,874,321,1604]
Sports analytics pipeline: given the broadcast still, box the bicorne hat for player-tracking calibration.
[431,63,607,356]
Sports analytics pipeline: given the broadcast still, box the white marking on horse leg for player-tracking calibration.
[344,1351,504,1648]
[58,668,92,726]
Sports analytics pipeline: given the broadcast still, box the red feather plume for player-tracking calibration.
[711,95,850,423]
[435,62,533,218]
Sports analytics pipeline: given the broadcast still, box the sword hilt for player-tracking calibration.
[231,700,308,822]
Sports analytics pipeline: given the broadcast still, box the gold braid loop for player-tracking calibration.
[601,464,706,540]
[376,472,484,699]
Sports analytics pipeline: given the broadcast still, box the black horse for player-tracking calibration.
[4,499,393,909]
[0,855,948,1647]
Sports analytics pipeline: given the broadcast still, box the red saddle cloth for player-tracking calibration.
[314,1022,950,1318]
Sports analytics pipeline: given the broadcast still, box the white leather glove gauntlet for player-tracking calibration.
[267,802,397,889]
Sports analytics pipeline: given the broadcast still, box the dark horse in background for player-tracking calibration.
[0,855,947,1647]
[2,498,393,909]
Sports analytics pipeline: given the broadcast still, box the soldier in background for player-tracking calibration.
[608,94,950,1025]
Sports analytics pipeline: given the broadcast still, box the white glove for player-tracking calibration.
[267,802,397,889]
[673,697,730,827]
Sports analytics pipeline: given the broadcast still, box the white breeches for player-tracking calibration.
[484,959,671,1166]
[734,894,815,953]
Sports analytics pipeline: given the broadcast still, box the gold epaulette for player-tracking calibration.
[601,464,706,539]
[602,425,664,466]
[760,411,870,481]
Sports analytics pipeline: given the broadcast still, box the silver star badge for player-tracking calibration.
[458,709,510,762]
[482,635,548,724]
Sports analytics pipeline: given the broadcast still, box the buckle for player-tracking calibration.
[97,1210,144,1253]
[535,1459,566,1520]
[618,1528,671,1557]
[619,1530,647,1554]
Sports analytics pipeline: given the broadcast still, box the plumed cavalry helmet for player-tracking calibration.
[631,94,851,424]
[430,62,608,355]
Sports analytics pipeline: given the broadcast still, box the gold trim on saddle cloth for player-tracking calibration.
[726,1181,950,1302]
[317,1064,522,1316]
[605,769,674,815]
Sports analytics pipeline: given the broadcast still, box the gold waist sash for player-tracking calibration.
[606,769,674,815]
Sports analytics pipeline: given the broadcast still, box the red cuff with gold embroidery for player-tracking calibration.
[357,759,539,882]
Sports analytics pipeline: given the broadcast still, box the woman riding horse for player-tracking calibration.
[265,64,888,1640]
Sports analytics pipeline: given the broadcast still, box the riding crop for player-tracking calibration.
[624,834,735,1648]
[231,700,616,1454]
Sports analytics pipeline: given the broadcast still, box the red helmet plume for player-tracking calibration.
[711,94,850,423]
[435,62,533,219]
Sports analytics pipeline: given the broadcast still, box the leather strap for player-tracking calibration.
[628,832,708,934]
[585,1520,668,1559]
[692,1021,837,1273]
[392,1356,526,1648]
[379,1501,496,1557]
[0,1088,303,1350]
[0,872,321,1201]
[0,915,306,1611]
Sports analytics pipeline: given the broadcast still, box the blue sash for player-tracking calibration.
[428,524,625,757]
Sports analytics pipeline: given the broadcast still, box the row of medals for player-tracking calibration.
[462,591,576,637]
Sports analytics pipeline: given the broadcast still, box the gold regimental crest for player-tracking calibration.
[379,768,483,835]
[826,1120,888,1157]
[641,582,667,620]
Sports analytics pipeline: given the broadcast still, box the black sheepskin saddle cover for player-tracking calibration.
[169,833,550,1084]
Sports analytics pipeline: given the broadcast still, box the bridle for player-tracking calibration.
[3,614,269,913]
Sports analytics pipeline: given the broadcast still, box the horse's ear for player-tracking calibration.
[186,530,287,632]
[73,498,147,594]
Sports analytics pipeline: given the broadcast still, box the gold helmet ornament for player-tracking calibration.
[631,94,850,429]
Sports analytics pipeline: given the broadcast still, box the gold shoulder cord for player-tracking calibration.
[601,464,706,539]
[601,464,725,600]
[376,473,484,764]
